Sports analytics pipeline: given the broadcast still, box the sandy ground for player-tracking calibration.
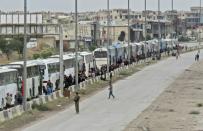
[125,60,203,131]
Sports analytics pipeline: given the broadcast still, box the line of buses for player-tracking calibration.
[93,39,179,68]
[0,52,95,105]
[0,38,180,105]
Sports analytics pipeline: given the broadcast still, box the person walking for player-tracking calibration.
[176,52,178,60]
[108,80,115,99]
[197,53,200,61]
[74,92,80,114]
[195,53,200,61]
[110,72,112,81]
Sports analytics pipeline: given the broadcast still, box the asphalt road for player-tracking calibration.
[22,50,203,131]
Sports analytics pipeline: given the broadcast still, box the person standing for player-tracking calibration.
[74,92,80,114]
[5,93,12,109]
[1,98,5,110]
[55,79,60,91]
[108,80,115,99]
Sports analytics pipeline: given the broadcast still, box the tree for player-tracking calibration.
[0,38,13,60]
[146,35,152,41]
[10,38,24,58]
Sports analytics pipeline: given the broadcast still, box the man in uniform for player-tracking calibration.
[74,92,80,114]
[108,80,115,99]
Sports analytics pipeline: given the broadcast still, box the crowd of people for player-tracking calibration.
[41,70,89,96]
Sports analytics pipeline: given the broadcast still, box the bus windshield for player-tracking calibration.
[0,71,17,86]
[94,51,107,58]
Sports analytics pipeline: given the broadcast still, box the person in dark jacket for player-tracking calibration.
[55,79,60,90]
[196,53,200,61]
[74,92,80,114]
[68,74,73,86]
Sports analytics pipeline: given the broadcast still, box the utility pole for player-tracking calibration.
[199,0,202,53]
[172,0,174,11]
[107,0,110,74]
[145,0,147,57]
[59,24,64,93]
[75,0,79,91]
[0,11,1,34]
[171,0,174,48]
[158,0,161,58]
[23,0,27,111]
[128,0,131,62]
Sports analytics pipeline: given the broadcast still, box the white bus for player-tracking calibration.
[67,53,85,74]
[0,67,18,107]
[41,58,60,90]
[93,48,108,69]
[50,54,76,76]
[41,54,76,90]
[79,52,95,76]
[5,60,45,99]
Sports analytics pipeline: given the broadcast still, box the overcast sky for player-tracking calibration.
[0,0,201,12]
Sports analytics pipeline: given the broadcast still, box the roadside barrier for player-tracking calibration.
[33,98,40,105]
[0,111,5,122]
[39,96,46,104]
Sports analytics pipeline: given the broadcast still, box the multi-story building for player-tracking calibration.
[0,11,60,37]
[178,7,203,29]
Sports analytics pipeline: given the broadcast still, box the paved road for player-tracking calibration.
[22,51,203,131]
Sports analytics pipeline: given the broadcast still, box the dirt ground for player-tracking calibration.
[125,60,203,131]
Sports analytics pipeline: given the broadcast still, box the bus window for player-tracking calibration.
[0,71,17,85]
[0,74,4,86]
[94,51,107,58]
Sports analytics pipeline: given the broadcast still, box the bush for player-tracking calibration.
[89,45,97,52]
[32,103,50,111]
[41,50,53,59]
[33,53,41,59]
[146,35,152,41]
[197,103,203,107]
[189,110,200,115]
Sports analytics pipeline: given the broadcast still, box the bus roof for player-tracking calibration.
[41,58,60,64]
[94,48,107,52]
[9,60,44,68]
[79,51,92,56]
[50,54,75,60]
[65,53,83,59]
[0,67,17,74]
